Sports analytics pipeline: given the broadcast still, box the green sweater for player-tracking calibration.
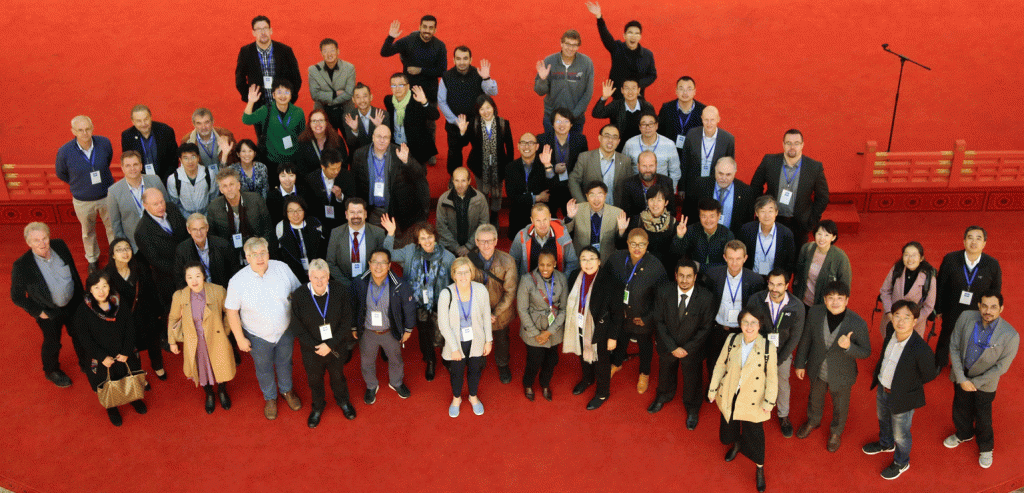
[242,104,305,163]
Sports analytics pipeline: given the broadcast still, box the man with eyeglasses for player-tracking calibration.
[467,224,519,383]
[167,143,219,216]
[568,124,632,207]
[537,108,590,218]
[120,105,179,182]
[384,73,439,166]
[564,181,623,263]
[680,106,735,203]
[535,30,594,135]
[242,79,306,170]
[505,133,554,240]
[621,112,680,191]
[592,79,655,152]
[585,1,657,100]
[750,129,829,244]
[234,15,302,137]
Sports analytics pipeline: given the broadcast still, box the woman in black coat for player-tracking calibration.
[458,95,515,226]
[76,271,148,426]
[105,238,165,380]
[273,196,326,280]
[616,184,678,275]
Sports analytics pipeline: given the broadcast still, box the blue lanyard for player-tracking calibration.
[524,163,531,183]
[370,278,388,305]
[240,165,254,183]
[601,156,615,178]
[197,137,216,159]
[291,225,307,259]
[702,138,716,162]
[579,274,592,313]
[80,146,96,169]
[130,183,145,214]
[678,107,694,132]
[625,257,642,286]
[140,134,156,162]
[963,263,980,289]
[372,154,386,181]
[195,244,210,271]
[758,225,775,259]
[768,298,783,327]
[726,275,742,304]
[554,138,568,163]
[277,111,292,128]
[454,284,472,320]
[782,160,801,186]
[643,136,660,154]
[972,320,996,348]
[483,122,494,140]
[311,287,330,323]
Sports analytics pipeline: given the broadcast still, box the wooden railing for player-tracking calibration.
[0,164,123,201]
[862,140,1024,189]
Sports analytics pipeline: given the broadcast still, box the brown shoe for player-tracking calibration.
[264,399,278,420]
[637,374,649,394]
[610,365,622,379]
[827,433,842,452]
[796,422,818,439]
[282,390,302,411]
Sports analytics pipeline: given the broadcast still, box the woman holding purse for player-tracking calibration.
[437,257,493,417]
[168,261,237,414]
[76,271,147,426]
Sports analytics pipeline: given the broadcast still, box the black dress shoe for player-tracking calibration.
[308,408,323,428]
[130,400,147,415]
[389,383,411,398]
[686,412,699,430]
[498,366,512,384]
[425,360,436,381]
[205,394,216,414]
[46,370,72,388]
[648,399,665,414]
[218,386,232,410]
[107,408,123,426]
[542,387,552,401]
[725,442,741,462]
[572,379,593,395]
[586,396,606,410]
[779,416,793,438]
[364,387,378,405]
[756,466,766,492]
[340,402,357,420]
[524,386,535,401]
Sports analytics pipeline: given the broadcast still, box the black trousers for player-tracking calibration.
[134,315,164,372]
[322,104,348,140]
[777,216,809,248]
[445,123,468,174]
[523,345,559,388]
[491,327,511,368]
[720,392,766,465]
[300,345,350,410]
[935,308,967,368]
[87,354,143,392]
[450,341,486,397]
[417,309,438,365]
[579,336,613,399]
[611,330,654,375]
[656,348,704,413]
[705,325,738,384]
[37,302,86,373]
[807,377,852,436]
[952,383,997,452]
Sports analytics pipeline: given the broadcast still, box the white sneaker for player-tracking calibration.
[979,451,993,468]
[943,434,972,448]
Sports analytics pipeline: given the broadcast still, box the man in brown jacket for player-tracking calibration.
[468,223,518,383]
[437,167,489,256]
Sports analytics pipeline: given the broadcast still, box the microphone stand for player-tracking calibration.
[883,44,931,152]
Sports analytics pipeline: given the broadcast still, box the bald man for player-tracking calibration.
[505,132,554,240]
[680,106,735,200]
[437,167,489,256]
[689,157,754,234]
[55,115,116,272]
[134,188,189,308]
[351,125,419,225]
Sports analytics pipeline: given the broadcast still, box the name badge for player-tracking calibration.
[373,181,385,198]
[422,289,430,306]
[727,309,739,324]
[324,205,335,219]
[623,290,630,304]
[675,134,686,148]
[461,325,474,341]
[90,170,102,184]
[263,76,273,89]
[547,311,556,326]
[779,189,793,205]
[144,164,156,175]
[591,243,601,252]
[701,162,711,177]
[351,262,363,276]
[371,311,383,327]
[319,323,333,340]
[768,333,780,347]
[576,312,586,330]
[959,290,974,305]
[232,233,243,248]
[282,136,293,149]
[558,170,569,182]
[301,258,310,270]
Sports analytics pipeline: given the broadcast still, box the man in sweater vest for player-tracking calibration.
[439,46,498,173]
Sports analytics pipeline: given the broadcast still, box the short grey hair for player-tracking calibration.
[243,236,269,254]
[474,223,498,241]
[216,167,241,183]
[191,108,213,123]
[308,258,330,274]
[23,222,50,241]
[186,213,209,229]
[71,115,93,127]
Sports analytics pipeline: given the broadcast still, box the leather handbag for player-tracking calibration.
[96,362,147,409]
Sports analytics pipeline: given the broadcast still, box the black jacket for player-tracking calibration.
[608,251,667,335]
[737,221,797,275]
[680,127,736,195]
[461,117,514,178]
[304,169,355,234]
[658,99,706,148]
[275,217,327,281]
[120,121,179,182]
[173,236,240,290]
[936,250,1002,318]
[11,239,83,318]
[351,144,421,218]
[746,289,805,360]
[749,153,829,235]
[795,306,872,389]
[234,41,302,105]
[384,96,440,164]
[690,177,755,234]
[567,267,625,344]
[290,280,354,352]
[619,173,676,219]
[655,283,715,355]
[351,271,417,340]
[135,208,190,304]
[596,18,657,94]
[871,330,936,414]
[703,266,766,316]
[536,131,589,177]
[590,97,656,151]
[504,158,556,240]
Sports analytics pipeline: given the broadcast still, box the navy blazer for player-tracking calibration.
[234,41,302,105]
[352,271,417,340]
[658,99,706,148]
[737,220,797,275]
[11,239,83,318]
[121,121,179,182]
[703,266,766,314]
[680,127,735,194]
[690,177,755,234]
[536,131,589,176]
[871,330,936,414]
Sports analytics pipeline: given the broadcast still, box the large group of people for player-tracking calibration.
[12,7,1020,492]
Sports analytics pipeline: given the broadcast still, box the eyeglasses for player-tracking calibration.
[253,27,271,32]
[309,119,327,124]
[553,119,571,126]
[628,242,648,248]
[639,122,657,128]
[599,133,620,139]
[390,84,408,89]
[274,90,291,95]
[518,141,538,146]
[783,141,803,147]
[369,260,390,265]
[561,42,580,48]
[113,247,132,253]
[476,238,497,244]
[246,251,270,259]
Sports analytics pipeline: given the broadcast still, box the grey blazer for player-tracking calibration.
[307,60,356,108]
[437,282,493,360]
[107,176,169,250]
[795,305,871,389]
[568,149,633,207]
[564,202,623,263]
[325,223,386,282]
[516,270,568,348]
[949,311,1019,392]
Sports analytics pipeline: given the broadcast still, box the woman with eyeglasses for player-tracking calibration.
[105,238,165,381]
[274,195,326,280]
[878,241,937,338]
[294,108,347,177]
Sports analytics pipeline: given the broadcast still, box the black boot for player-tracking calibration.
[425,360,436,381]
[756,466,766,492]
[204,385,215,414]
[107,407,123,426]
[489,211,500,227]
[218,382,232,410]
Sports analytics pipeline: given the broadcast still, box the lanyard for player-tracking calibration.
[372,154,387,181]
[370,278,388,305]
[715,185,731,206]
[758,225,776,259]
[313,141,323,160]
[130,183,145,214]
[643,135,660,154]
[240,165,254,183]
[726,275,742,304]
[963,263,980,289]
[579,274,592,314]
[601,156,615,178]
[80,146,96,169]
[277,111,293,128]
[454,283,472,320]
[678,107,694,132]
[291,225,307,259]
[140,134,156,162]
[702,138,716,163]
[625,257,642,286]
[782,160,801,186]
[533,274,557,311]
[310,287,330,324]
[195,243,210,271]
[524,163,531,183]
[197,136,216,159]
[972,320,997,348]
[768,299,783,328]
[483,121,494,140]
[554,138,568,163]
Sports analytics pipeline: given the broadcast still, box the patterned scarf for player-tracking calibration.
[640,208,671,232]
[410,245,446,311]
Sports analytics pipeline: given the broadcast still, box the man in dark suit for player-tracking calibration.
[120,105,179,181]
[863,300,936,480]
[619,151,676,218]
[738,195,797,277]
[749,129,829,245]
[325,198,387,285]
[134,188,189,309]
[690,157,753,234]
[658,76,705,163]
[505,133,555,240]
[351,126,420,225]
[795,281,871,452]
[290,259,357,428]
[568,124,633,207]
[649,258,715,428]
[234,15,302,115]
[935,226,1002,371]
[207,168,274,263]
[679,106,735,200]
[384,73,439,166]
[702,240,766,404]
[304,149,354,235]
[341,83,390,158]
[11,223,87,386]
[747,268,805,437]
[174,214,240,290]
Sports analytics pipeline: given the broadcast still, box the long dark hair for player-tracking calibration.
[890,241,936,280]
[106,237,139,270]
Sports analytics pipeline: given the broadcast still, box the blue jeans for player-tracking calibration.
[247,330,294,401]
[877,387,914,466]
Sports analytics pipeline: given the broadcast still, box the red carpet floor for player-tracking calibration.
[1,212,1022,493]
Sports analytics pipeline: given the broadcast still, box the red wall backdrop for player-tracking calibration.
[4,0,1023,196]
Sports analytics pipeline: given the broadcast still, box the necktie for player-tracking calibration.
[351,231,360,263]
[678,293,688,319]
[591,213,601,245]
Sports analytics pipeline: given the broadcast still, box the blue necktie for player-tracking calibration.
[591,213,601,246]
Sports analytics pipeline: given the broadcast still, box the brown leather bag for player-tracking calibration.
[96,362,147,409]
